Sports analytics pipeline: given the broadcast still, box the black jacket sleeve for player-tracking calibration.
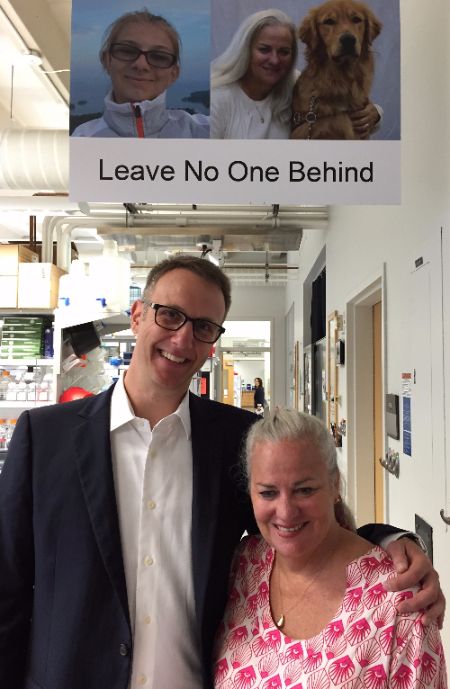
[357,522,406,544]
[0,411,34,689]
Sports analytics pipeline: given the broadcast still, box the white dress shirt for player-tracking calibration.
[110,374,201,689]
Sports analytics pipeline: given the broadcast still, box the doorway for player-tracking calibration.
[373,301,384,521]
[346,274,385,525]
[219,320,271,409]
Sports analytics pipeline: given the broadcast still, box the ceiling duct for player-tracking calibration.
[0,129,68,190]
[101,228,303,253]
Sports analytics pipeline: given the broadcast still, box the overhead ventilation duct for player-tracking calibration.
[39,204,328,270]
[0,129,68,190]
[221,267,294,286]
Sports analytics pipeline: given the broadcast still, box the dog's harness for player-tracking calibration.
[291,96,319,139]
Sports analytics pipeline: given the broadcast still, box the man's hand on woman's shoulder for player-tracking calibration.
[384,537,445,628]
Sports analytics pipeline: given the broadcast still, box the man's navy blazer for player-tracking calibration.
[0,386,257,689]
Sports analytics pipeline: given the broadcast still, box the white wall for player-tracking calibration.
[228,285,286,407]
[286,0,450,651]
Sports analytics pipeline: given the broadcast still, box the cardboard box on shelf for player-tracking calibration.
[0,245,39,275]
[18,263,67,309]
[0,276,18,307]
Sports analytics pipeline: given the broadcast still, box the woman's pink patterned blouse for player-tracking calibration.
[213,535,447,689]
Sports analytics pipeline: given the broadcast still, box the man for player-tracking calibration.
[0,256,443,689]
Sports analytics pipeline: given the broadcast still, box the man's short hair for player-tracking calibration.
[144,255,232,316]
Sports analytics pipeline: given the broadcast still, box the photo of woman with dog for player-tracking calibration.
[211,0,400,140]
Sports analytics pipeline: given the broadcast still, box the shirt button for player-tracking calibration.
[144,555,153,567]
[147,500,156,510]
[144,615,151,625]
[149,450,156,459]
[137,674,147,685]
[119,643,129,656]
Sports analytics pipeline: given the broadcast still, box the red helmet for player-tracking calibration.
[59,386,95,403]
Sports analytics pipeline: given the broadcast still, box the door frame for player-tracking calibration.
[345,266,387,526]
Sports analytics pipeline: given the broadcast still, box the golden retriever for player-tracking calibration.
[291,0,382,139]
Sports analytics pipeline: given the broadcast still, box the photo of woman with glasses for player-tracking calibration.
[71,9,209,138]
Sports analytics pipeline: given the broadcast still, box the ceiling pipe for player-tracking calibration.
[80,202,328,216]
[42,216,128,271]
[0,196,79,211]
[218,264,298,269]
[0,195,327,226]
[41,215,63,262]
[11,210,322,244]
[97,217,325,231]
[57,224,74,270]
[84,209,328,225]
[132,266,291,285]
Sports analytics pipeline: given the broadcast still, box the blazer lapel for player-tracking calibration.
[189,394,223,622]
[73,388,130,625]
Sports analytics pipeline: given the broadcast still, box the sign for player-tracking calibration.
[402,372,412,457]
[69,0,401,204]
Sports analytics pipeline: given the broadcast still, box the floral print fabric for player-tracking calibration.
[213,535,447,689]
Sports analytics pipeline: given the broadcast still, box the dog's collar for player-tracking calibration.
[292,96,319,139]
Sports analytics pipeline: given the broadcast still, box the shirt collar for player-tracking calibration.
[104,89,167,112]
[110,373,191,439]
[103,90,169,137]
[172,390,191,440]
[110,373,136,431]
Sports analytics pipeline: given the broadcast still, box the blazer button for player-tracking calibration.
[119,643,129,656]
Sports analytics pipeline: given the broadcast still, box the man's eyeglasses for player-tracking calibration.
[145,302,225,344]
[109,43,177,69]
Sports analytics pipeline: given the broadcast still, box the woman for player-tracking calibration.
[72,10,209,138]
[254,377,266,409]
[210,9,381,140]
[211,10,298,139]
[213,409,447,688]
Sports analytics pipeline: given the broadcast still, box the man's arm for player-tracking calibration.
[383,538,445,628]
[357,523,445,628]
[0,411,34,688]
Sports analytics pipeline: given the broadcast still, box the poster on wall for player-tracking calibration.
[69,0,401,204]
[402,372,412,456]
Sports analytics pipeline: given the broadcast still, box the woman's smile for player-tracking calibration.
[105,22,179,103]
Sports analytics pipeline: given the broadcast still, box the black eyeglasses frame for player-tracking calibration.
[109,43,177,69]
[144,301,225,344]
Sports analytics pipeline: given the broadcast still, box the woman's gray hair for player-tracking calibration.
[99,9,181,69]
[244,408,356,531]
[211,9,298,125]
